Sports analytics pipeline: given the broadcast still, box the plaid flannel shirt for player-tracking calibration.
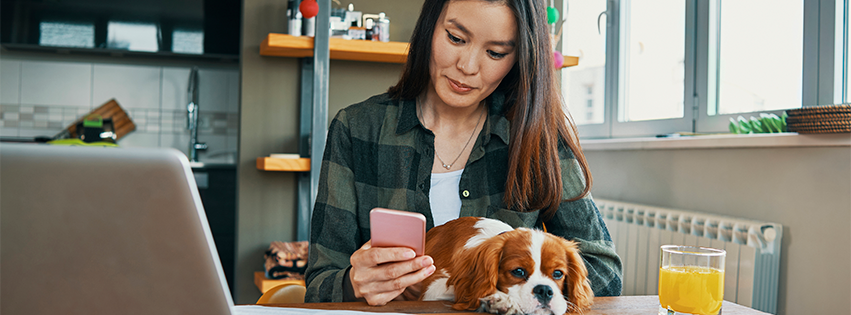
[305,92,623,302]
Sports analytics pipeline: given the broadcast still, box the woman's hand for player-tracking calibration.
[349,241,436,305]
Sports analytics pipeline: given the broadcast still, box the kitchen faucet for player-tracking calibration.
[187,67,207,162]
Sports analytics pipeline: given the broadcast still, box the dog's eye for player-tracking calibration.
[552,270,564,280]
[511,268,526,278]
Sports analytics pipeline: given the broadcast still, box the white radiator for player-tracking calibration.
[596,199,782,314]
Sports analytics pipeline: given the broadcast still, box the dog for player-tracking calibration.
[419,217,593,315]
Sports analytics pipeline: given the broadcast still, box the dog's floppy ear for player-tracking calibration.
[562,239,594,312]
[447,235,506,311]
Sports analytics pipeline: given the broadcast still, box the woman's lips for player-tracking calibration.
[448,77,473,93]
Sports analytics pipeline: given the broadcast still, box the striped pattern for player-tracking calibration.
[0,103,238,135]
[304,92,623,302]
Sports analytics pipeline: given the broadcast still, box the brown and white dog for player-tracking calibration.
[419,217,593,315]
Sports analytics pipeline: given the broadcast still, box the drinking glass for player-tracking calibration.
[658,245,726,315]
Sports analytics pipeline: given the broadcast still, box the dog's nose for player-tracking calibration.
[533,284,554,303]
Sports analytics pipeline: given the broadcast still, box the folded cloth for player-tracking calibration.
[264,241,309,280]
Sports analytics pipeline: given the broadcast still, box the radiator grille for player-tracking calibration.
[597,199,782,314]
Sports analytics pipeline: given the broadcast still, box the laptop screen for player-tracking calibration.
[1,144,233,315]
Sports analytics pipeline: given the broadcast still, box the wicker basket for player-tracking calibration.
[785,104,851,134]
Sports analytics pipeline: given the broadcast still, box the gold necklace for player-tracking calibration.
[417,98,485,170]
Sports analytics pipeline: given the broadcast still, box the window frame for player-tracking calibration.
[694,0,801,133]
[569,0,841,139]
[611,0,696,138]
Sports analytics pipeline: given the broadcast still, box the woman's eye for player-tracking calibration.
[487,50,508,59]
[446,30,463,44]
[552,270,564,280]
[511,268,527,278]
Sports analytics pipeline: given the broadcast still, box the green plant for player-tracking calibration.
[728,113,787,134]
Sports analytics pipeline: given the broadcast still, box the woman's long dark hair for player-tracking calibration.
[388,0,592,220]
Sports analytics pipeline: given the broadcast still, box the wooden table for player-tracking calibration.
[260,295,770,314]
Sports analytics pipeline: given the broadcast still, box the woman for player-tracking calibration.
[305,0,622,305]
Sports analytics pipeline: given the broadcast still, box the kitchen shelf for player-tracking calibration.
[260,33,578,67]
[260,33,409,63]
[256,157,311,172]
[561,56,579,68]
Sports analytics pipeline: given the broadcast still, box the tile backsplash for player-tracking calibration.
[0,58,239,164]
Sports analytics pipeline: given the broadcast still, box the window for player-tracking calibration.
[562,0,838,139]
[833,0,851,103]
[107,21,159,52]
[173,28,205,54]
[619,0,685,122]
[563,0,607,126]
[836,0,851,104]
[711,1,803,115]
[39,21,95,48]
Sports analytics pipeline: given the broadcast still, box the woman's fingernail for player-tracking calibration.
[426,265,436,275]
[404,250,416,259]
[422,256,433,267]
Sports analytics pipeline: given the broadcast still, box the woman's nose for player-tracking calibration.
[456,48,479,75]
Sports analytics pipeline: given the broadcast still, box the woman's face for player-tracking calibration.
[429,0,518,109]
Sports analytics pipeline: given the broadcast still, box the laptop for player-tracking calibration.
[0,143,234,315]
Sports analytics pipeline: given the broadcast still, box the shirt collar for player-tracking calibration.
[395,97,420,135]
[394,90,512,146]
[486,90,511,145]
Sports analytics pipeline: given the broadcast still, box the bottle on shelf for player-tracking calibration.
[377,12,390,42]
[287,0,302,36]
[364,18,375,41]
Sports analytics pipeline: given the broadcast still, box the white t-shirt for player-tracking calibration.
[429,169,464,226]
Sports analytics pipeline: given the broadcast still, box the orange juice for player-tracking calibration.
[658,265,724,315]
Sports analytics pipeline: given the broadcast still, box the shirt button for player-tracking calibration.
[419,183,426,190]
[461,190,470,198]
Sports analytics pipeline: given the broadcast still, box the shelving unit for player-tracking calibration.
[254,34,411,177]
[256,28,413,242]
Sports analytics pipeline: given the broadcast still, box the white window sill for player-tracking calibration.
[581,133,851,151]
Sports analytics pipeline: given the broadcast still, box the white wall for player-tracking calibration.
[583,135,851,315]
[0,52,239,163]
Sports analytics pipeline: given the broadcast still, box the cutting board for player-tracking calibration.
[64,99,136,140]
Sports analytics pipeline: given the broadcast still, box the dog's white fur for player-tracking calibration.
[419,217,593,315]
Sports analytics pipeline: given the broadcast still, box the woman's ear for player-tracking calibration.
[447,236,505,311]
[562,239,594,312]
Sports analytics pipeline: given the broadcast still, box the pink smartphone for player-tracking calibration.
[369,208,426,257]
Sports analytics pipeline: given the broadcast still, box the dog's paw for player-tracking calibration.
[478,292,524,315]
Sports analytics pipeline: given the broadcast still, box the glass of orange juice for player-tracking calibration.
[658,245,726,315]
